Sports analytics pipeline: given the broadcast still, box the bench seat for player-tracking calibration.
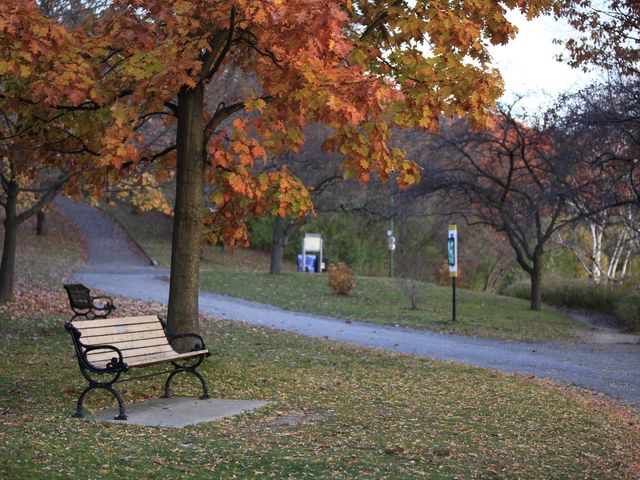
[72,316,208,369]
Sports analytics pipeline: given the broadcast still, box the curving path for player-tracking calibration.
[56,198,640,409]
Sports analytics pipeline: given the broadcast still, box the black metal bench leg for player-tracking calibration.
[193,369,210,399]
[106,384,128,421]
[72,384,93,418]
[71,384,127,421]
[161,370,179,399]
[162,367,210,400]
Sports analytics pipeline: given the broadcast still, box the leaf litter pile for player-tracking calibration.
[1,285,639,479]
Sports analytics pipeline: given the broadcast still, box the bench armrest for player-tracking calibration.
[90,295,115,310]
[81,344,128,373]
[167,332,208,352]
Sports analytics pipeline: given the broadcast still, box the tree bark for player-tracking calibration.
[270,215,286,274]
[607,229,627,280]
[590,222,604,283]
[167,85,205,341]
[529,249,543,311]
[0,182,19,303]
[620,248,632,279]
[36,209,46,236]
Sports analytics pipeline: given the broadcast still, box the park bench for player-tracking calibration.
[65,315,211,420]
[63,283,116,320]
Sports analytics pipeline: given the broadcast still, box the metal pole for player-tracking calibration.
[389,181,394,278]
[452,277,456,322]
[448,224,458,322]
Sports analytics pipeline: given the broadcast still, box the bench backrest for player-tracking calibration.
[71,315,174,369]
[64,284,92,309]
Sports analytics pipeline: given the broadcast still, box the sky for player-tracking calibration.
[489,10,601,114]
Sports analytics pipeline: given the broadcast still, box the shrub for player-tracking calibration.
[327,262,356,296]
[614,290,640,332]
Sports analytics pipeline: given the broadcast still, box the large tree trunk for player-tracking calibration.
[36,209,46,236]
[167,85,205,340]
[529,249,543,311]
[270,215,286,274]
[0,181,19,303]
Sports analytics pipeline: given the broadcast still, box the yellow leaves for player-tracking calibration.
[115,171,173,215]
[418,113,438,131]
[111,104,130,129]
[396,160,420,189]
[174,0,195,15]
[232,141,250,156]
[227,172,247,194]
[19,64,31,77]
[245,98,268,112]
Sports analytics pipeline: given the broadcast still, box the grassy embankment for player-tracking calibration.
[506,279,640,333]
[108,204,586,342]
[0,203,638,478]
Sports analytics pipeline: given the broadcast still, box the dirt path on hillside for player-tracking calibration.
[55,197,150,267]
[568,310,640,345]
[56,198,640,410]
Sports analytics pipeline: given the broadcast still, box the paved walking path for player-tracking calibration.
[56,199,640,409]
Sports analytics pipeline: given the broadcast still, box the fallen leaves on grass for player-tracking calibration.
[0,282,167,322]
[530,377,640,479]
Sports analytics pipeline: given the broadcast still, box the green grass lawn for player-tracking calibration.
[105,204,587,342]
[200,271,582,342]
[1,311,638,479]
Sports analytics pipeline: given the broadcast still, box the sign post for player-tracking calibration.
[448,224,458,322]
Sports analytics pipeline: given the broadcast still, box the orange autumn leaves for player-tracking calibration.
[207,117,312,247]
[2,0,558,249]
[0,1,98,107]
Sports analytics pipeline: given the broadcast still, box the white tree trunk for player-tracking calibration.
[620,247,632,279]
[590,222,605,283]
[607,229,627,279]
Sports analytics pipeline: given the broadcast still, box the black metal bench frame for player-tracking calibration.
[64,283,116,320]
[65,316,211,420]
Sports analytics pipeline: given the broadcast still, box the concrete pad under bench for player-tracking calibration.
[82,397,271,428]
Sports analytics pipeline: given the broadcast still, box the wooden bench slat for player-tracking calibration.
[72,315,160,329]
[83,337,170,351]
[78,323,165,338]
[80,330,168,345]
[87,344,174,363]
[127,349,209,367]
[87,349,208,369]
